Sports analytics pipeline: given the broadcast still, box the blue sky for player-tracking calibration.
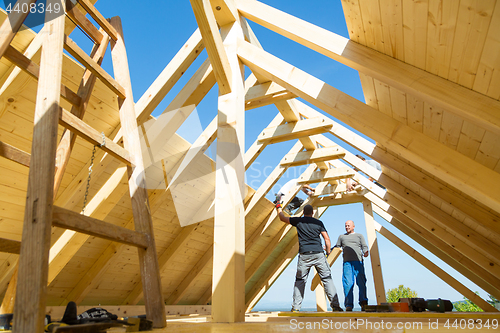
[5,0,492,310]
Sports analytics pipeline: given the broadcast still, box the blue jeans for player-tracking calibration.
[292,252,340,310]
[342,261,368,308]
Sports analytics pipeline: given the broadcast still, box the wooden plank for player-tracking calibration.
[297,167,355,184]
[235,0,500,134]
[65,0,103,44]
[58,108,131,166]
[310,247,342,291]
[236,39,500,214]
[0,264,17,313]
[0,140,30,167]
[134,29,205,125]
[13,3,65,331]
[63,35,126,99]
[363,199,386,304]
[212,22,245,323]
[314,266,328,312]
[379,0,404,60]
[340,0,366,44]
[280,146,345,167]
[190,0,232,95]
[315,193,364,207]
[51,206,148,248]
[109,16,165,328]
[473,1,500,99]
[358,0,385,52]
[0,0,37,58]
[402,0,428,68]
[75,0,118,41]
[0,237,21,254]
[244,81,295,110]
[3,45,82,106]
[374,220,497,312]
[258,117,333,144]
[210,0,239,26]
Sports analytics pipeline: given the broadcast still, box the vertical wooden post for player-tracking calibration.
[109,16,166,328]
[362,199,386,304]
[12,1,65,331]
[212,21,246,323]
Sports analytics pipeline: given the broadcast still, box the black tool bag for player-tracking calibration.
[77,307,118,323]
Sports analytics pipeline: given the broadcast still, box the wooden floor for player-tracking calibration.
[117,311,500,332]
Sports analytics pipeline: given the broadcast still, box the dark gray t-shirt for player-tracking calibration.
[335,232,368,262]
[290,216,326,253]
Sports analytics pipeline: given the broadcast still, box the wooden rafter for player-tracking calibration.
[280,146,345,167]
[258,117,333,144]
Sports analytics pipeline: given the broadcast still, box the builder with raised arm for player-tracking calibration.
[335,220,369,311]
[276,202,343,312]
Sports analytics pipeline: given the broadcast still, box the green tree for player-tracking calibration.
[453,292,483,312]
[386,285,418,303]
[487,294,499,307]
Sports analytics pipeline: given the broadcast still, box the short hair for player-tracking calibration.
[304,204,314,216]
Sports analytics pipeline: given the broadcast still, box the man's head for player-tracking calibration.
[303,204,314,216]
[345,220,355,234]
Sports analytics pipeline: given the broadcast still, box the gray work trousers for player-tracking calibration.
[292,252,340,310]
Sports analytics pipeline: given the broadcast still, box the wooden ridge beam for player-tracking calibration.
[258,117,333,144]
[0,238,21,254]
[51,206,148,248]
[65,0,103,44]
[58,108,131,165]
[237,38,500,214]
[280,146,344,167]
[235,0,500,135]
[245,81,295,110]
[0,140,30,167]
[76,0,118,41]
[190,0,232,95]
[298,167,355,184]
[374,220,497,312]
[3,45,82,106]
[64,35,126,99]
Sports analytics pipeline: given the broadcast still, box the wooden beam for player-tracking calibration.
[210,0,239,26]
[65,0,103,44]
[244,112,284,169]
[313,267,328,312]
[0,140,30,167]
[235,0,500,135]
[258,117,333,144]
[212,21,245,323]
[134,29,205,125]
[0,0,37,58]
[109,16,165,328]
[237,39,500,215]
[298,167,355,184]
[0,238,21,254]
[280,146,344,167]
[13,3,65,331]
[245,81,295,110]
[310,247,342,291]
[64,35,126,99]
[51,206,148,248]
[3,45,82,106]
[374,221,498,312]
[315,193,364,207]
[76,0,118,41]
[58,108,132,166]
[310,182,347,197]
[363,199,386,304]
[190,0,232,95]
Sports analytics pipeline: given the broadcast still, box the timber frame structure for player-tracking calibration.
[0,0,499,330]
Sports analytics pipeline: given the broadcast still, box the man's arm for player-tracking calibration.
[275,205,290,224]
[321,231,331,255]
[301,184,315,196]
[360,234,369,257]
